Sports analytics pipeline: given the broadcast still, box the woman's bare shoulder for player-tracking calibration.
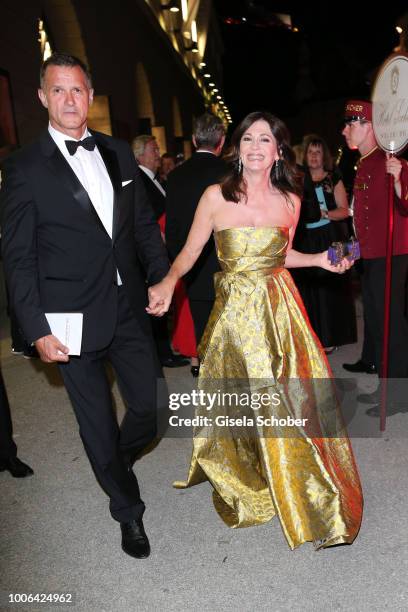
[198,184,226,212]
[287,191,301,210]
[202,183,224,201]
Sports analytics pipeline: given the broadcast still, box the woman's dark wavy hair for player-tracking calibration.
[221,111,302,204]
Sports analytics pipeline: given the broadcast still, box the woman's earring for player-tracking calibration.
[274,148,284,180]
[238,158,242,173]
[274,158,283,180]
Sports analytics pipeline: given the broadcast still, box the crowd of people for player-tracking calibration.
[1,52,408,559]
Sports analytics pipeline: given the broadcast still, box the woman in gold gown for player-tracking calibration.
[147,111,363,550]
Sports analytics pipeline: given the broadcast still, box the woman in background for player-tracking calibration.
[293,134,357,353]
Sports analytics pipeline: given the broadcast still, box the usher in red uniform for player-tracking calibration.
[351,133,408,383]
[353,146,408,259]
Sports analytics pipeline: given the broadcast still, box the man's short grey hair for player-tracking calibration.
[131,135,156,160]
[40,53,92,88]
[193,113,226,150]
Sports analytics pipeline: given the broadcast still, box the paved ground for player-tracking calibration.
[0,309,407,611]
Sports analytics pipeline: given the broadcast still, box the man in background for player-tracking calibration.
[132,135,189,369]
[0,370,33,477]
[159,153,175,188]
[165,114,226,363]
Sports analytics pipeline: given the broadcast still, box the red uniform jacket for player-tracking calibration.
[353,147,408,258]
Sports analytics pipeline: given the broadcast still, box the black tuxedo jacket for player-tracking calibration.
[138,169,166,220]
[165,152,227,300]
[0,129,169,351]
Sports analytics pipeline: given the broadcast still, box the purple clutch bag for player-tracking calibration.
[328,238,360,265]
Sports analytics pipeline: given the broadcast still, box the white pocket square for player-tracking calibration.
[122,180,133,187]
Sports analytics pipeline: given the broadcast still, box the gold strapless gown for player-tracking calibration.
[174,227,363,549]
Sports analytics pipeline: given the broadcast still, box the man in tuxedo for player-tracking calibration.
[0,53,169,559]
[165,114,226,350]
[132,135,189,368]
[132,135,165,219]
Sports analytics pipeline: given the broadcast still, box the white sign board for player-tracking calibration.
[372,53,408,154]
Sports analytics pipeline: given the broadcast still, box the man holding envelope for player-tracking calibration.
[0,53,169,558]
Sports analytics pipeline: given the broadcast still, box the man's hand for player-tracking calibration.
[146,278,175,317]
[386,154,402,183]
[35,334,70,363]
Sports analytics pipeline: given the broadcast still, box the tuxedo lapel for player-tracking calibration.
[92,133,122,242]
[139,170,165,219]
[40,131,109,238]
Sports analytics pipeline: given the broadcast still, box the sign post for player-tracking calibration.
[372,53,408,431]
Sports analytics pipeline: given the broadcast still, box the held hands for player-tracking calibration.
[146,277,176,317]
[35,334,69,363]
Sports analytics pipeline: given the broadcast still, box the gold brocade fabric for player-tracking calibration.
[174,227,363,550]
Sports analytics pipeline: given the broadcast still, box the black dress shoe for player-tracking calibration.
[161,355,190,368]
[11,347,24,355]
[191,365,200,377]
[343,359,377,374]
[357,389,380,404]
[121,519,150,558]
[0,456,34,478]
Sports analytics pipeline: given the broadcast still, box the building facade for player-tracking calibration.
[0,0,229,157]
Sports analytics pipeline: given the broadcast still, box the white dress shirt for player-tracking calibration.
[138,164,166,196]
[48,123,122,284]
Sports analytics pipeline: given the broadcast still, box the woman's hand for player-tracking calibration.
[317,251,353,273]
[146,277,176,317]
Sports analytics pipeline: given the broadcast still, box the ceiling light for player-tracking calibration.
[181,0,188,21]
[184,41,198,53]
[161,1,180,12]
[191,20,198,43]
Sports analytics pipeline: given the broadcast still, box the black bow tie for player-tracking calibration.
[65,136,96,155]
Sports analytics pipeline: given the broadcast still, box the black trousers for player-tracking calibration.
[0,369,18,460]
[362,255,408,378]
[151,313,173,361]
[358,261,376,366]
[188,299,214,346]
[59,287,164,523]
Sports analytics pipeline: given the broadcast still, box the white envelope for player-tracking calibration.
[45,313,83,356]
[122,180,133,187]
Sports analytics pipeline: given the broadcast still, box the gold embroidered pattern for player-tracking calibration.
[346,103,363,112]
[174,227,363,550]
